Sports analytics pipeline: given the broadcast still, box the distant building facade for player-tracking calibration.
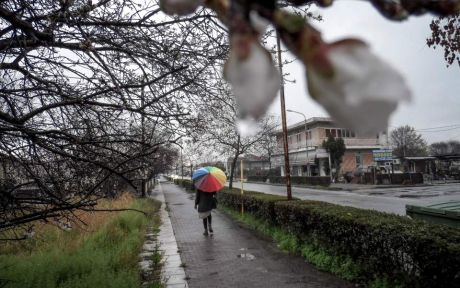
[225,154,271,177]
[272,117,389,177]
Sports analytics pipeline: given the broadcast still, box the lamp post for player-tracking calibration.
[287,109,310,177]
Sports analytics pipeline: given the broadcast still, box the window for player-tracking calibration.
[326,128,355,139]
[305,130,311,140]
[356,153,362,168]
[296,133,301,143]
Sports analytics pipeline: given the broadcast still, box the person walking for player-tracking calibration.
[194,189,217,236]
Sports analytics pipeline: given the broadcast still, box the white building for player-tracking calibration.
[272,117,389,177]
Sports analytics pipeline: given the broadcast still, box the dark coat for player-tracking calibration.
[195,190,216,213]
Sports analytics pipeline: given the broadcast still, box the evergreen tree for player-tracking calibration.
[322,136,346,180]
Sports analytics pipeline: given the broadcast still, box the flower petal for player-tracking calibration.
[225,39,280,120]
[160,0,203,16]
[307,40,411,135]
[250,11,270,35]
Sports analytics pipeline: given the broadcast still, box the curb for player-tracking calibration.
[239,180,454,191]
[150,182,189,288]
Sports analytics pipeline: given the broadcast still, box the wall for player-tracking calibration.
[340,150,374,174]
[341,152,356,173]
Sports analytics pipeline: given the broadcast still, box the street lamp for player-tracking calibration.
[286,109,310,177]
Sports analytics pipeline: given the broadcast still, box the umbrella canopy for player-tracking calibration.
[192,166,227,192]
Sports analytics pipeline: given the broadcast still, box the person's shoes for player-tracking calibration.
[203,230,208,236]
[209,227,213,234]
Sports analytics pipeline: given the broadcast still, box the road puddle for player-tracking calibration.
[238,248,255,260]
[238,253,255,260]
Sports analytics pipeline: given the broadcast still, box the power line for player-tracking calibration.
[390,124,460,133]
[416,124,460,131]
[417,127,460,133]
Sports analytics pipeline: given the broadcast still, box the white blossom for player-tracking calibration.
[160,0,203,16]
[307,40,411,136]
[236,118,261,137]
[250,11,270,35]
[225,40,280,121]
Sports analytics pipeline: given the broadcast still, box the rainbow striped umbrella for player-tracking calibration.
[192,166,227,192]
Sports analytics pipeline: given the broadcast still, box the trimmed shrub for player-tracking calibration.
[268,176,331,186]
[275,201,460,287]
[247,175,267,182]
[174,179,194,191]
[217,190,460,287]
[217,189,290,224]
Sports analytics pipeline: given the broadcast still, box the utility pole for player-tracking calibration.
[276,33,292,200]
[240,159,244,215]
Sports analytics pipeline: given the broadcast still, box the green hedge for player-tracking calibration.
[173,178,193,191]
[247,175,267,182]
[217,190,460,287]
[268,176,331,186]
[216,189,289,224]
[275,201,460,287]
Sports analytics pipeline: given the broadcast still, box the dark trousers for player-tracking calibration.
[202,214,212,230]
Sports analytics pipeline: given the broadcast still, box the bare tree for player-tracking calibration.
[196,81,278,189]
[430,140,460,155]
[248,120,280,175]
[390,126,428,158]
[0,0,229,237]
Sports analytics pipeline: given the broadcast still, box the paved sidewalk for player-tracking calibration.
[150,186,188,288]
[158,181,352,288]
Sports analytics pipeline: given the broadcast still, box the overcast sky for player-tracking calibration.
[266,1,460,144]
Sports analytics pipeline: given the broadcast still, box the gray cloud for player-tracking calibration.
[268,1,460,144]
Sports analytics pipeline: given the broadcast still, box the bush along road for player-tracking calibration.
[173,178,460,288]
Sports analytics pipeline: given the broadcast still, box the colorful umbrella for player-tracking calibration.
[192,166,227,192]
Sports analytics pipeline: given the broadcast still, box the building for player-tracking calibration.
[272,117,389,177]
[225,154,271,177]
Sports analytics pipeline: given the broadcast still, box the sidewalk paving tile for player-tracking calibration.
[159,181,352,288]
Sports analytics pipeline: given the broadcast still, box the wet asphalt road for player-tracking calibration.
[228,182,460,215]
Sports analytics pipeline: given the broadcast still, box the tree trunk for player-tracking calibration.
[229,152,239,190]
[229,138,240,190]
[141,179,146,198]
[267,152,272,177]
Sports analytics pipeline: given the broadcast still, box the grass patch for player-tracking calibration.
[220,205,393,287]
[147,243,164,288]
[0,196,161,288]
